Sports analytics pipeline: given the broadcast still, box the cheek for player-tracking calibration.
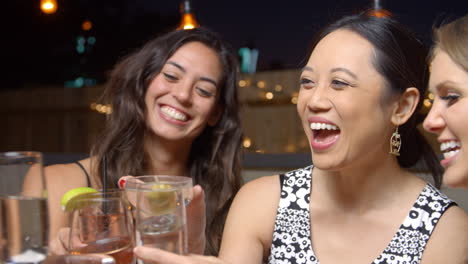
[147,76,169,95]
[445,104,468,138]
[296,94,309,117]
[195,98,217,118]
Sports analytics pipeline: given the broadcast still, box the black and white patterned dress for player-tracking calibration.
[268,165,456,264]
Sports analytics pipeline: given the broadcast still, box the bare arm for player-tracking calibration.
[218,175,280,264]
[132,175,281,264]
[421,206,468,264]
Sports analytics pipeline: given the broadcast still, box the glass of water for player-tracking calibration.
[131,176,192,256]
[0,151,48,264]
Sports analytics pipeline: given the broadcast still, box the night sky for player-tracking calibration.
[3,0,467,90]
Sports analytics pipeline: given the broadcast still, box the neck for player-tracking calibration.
[311,153,422,214]
[144,134,192,176]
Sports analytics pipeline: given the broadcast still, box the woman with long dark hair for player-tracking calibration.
[46,27,243,255]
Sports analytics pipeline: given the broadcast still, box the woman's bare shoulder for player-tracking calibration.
[237,175,281,201]
[421,205,468,263]
[223,174,282,223]
[45,157,91,185]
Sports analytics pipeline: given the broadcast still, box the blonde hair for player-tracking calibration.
[434,14,468,70]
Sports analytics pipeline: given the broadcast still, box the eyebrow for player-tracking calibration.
[435,80,458,91]
[301,66,358,80]
[166,61,218,87]
[167,61,186,72]
[331,67,358,80]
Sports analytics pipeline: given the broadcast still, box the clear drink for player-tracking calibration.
[136,214,184,254]
[70,236,133,264]
[0,196,48,263]
[132,176,190,256]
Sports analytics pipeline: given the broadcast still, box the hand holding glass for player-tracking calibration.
[128,176,192,255]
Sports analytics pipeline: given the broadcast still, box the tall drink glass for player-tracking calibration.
[68,191,134,264]
[0,151,48,264]
[128,176,192,256]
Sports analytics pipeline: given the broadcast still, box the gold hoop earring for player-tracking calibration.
[389,126,401,156]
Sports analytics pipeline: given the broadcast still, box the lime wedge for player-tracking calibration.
[145,184,177,214]
[61,187,98,211]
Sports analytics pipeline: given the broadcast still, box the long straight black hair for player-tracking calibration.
[307,14,443,187]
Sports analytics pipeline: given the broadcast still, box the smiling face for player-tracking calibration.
[297,29,396,171]
[144,41,222,145]
[423,49,468,188]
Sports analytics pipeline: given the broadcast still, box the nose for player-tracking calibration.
[172,80,192,105]
[306,86,332,112]
[423,101,445,134]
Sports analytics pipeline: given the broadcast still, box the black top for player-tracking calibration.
[74,161,91,187]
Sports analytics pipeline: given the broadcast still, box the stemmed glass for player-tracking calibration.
[68,190,134,264]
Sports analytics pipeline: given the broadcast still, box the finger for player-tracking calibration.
[70,233,88,249]
[186,185,206,254]
[134,246,189,264]
[58,228,71,253]
[118,176,134,189]
[187,185,206,226]
[49,237,68,255]
[62,227,88,251]
[49,227,71,255]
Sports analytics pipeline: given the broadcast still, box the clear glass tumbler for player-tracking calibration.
[126,176,192,257]
[0,151,48,264]
[68,190,134,264]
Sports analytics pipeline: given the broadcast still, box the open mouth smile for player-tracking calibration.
[440,140,461,159]
[310,122,340,150]
[160,105,189,122]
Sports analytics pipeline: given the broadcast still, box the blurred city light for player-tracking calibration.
[82,20,93,31]
[423,99,432,108]
[40,0,57,14]
[243,138,252,148]
[239,80,247,87]
[257,81,266,89]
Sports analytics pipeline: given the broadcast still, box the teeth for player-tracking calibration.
[161,106,188,121]
[440,140,461,152]
[310,122,338,131]
[443,149,460,159]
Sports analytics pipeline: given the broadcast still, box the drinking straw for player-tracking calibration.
[102,156,108,214]
[102,156,107,193]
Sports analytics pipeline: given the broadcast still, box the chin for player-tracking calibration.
[311,156,342,171]
[443,169,468,190]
